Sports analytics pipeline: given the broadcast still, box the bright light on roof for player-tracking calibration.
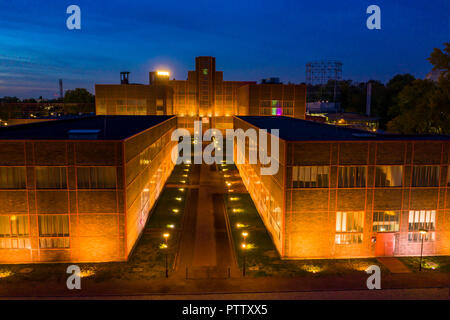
[156,71,170,76]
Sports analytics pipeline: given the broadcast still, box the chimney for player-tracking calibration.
[366,82,372,116]
[120,72,130,84]
[59,79,63,99]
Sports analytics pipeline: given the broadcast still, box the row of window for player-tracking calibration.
[0,167,117,189]
[260,100,294,108]
[335,210,436,244]
[292,165,447,188]
[0,215,70,249]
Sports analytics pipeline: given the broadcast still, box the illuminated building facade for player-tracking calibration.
[234,116,450,259]
[0,115,176,263]
[96,56,257,130]
[96,84,174,116]
[237,83,306,119]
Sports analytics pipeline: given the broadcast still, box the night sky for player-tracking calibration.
[0,0,448,98]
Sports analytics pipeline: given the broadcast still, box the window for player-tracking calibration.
[447,167,450,187]
[375,166,403,187]
[373,211,400,232]
[38,215,70,248]
[412,166,440,187]
[35,167,67,189]
[0,215,30,249]
[77,167,116,189]
[338,166,366,188]
[408,210,436,232]
[292,166,329,188]
[335,211,364,244]
[0,215,29,237]
[407,210,436,242]
[0,167,26,189]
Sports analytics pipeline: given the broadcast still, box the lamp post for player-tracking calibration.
[241,243,247,277]
[163,233,170,278]
[419,229,428,271]
[241,231,249,277]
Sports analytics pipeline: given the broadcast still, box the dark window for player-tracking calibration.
[338,166,366,188]
[77,167,116,189]
[0,167,26,189]
[412,166,440,187]
[35,167,67,189]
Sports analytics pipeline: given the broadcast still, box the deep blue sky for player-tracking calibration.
[0,0,448,98]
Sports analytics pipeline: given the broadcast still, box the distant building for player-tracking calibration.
[306,101,340,113]
[96,56,256,130]
[96,83,174,116]
[237,83,306,119]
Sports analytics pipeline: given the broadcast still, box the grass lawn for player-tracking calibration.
[0,165,190,284]
[224,192,386,277]
[398,256,450,273]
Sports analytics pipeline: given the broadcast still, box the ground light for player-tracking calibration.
[0,269,12,278]
[419,229,428,271]
[78,269,95,278]
[172,209,179,213]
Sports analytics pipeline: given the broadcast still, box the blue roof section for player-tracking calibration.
[0,115,174,140]
[236,116,450,141]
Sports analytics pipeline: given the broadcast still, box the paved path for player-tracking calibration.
[175,162,237,279]
[377,257,412,273]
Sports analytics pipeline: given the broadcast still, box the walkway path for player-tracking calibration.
[377,257,412,273]
[174,162,238,279]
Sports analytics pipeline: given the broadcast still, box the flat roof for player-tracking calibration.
[236,116,450,141]
[0,115,174,140]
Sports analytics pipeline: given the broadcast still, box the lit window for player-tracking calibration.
[0,167,26,189]
[375,166,403,187]
[373,211,400,232]
[0,215,29,237]
[335,211,364,244]
[412,166,440,187]
[35,167,67,189]
[338,166,366,188]
[408,210,436,242]
[38,215,70,249]
[292,166,329,188]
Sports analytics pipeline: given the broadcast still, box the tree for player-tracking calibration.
[386,43,449,134]
[64,88,94,103]
[427,42,449,79]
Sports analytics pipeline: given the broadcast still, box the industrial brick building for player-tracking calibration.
[0,115,176,263]
[234,116,450,259]
[96,56,306,130]
[237,83,306,119]
[96,82,174,116]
